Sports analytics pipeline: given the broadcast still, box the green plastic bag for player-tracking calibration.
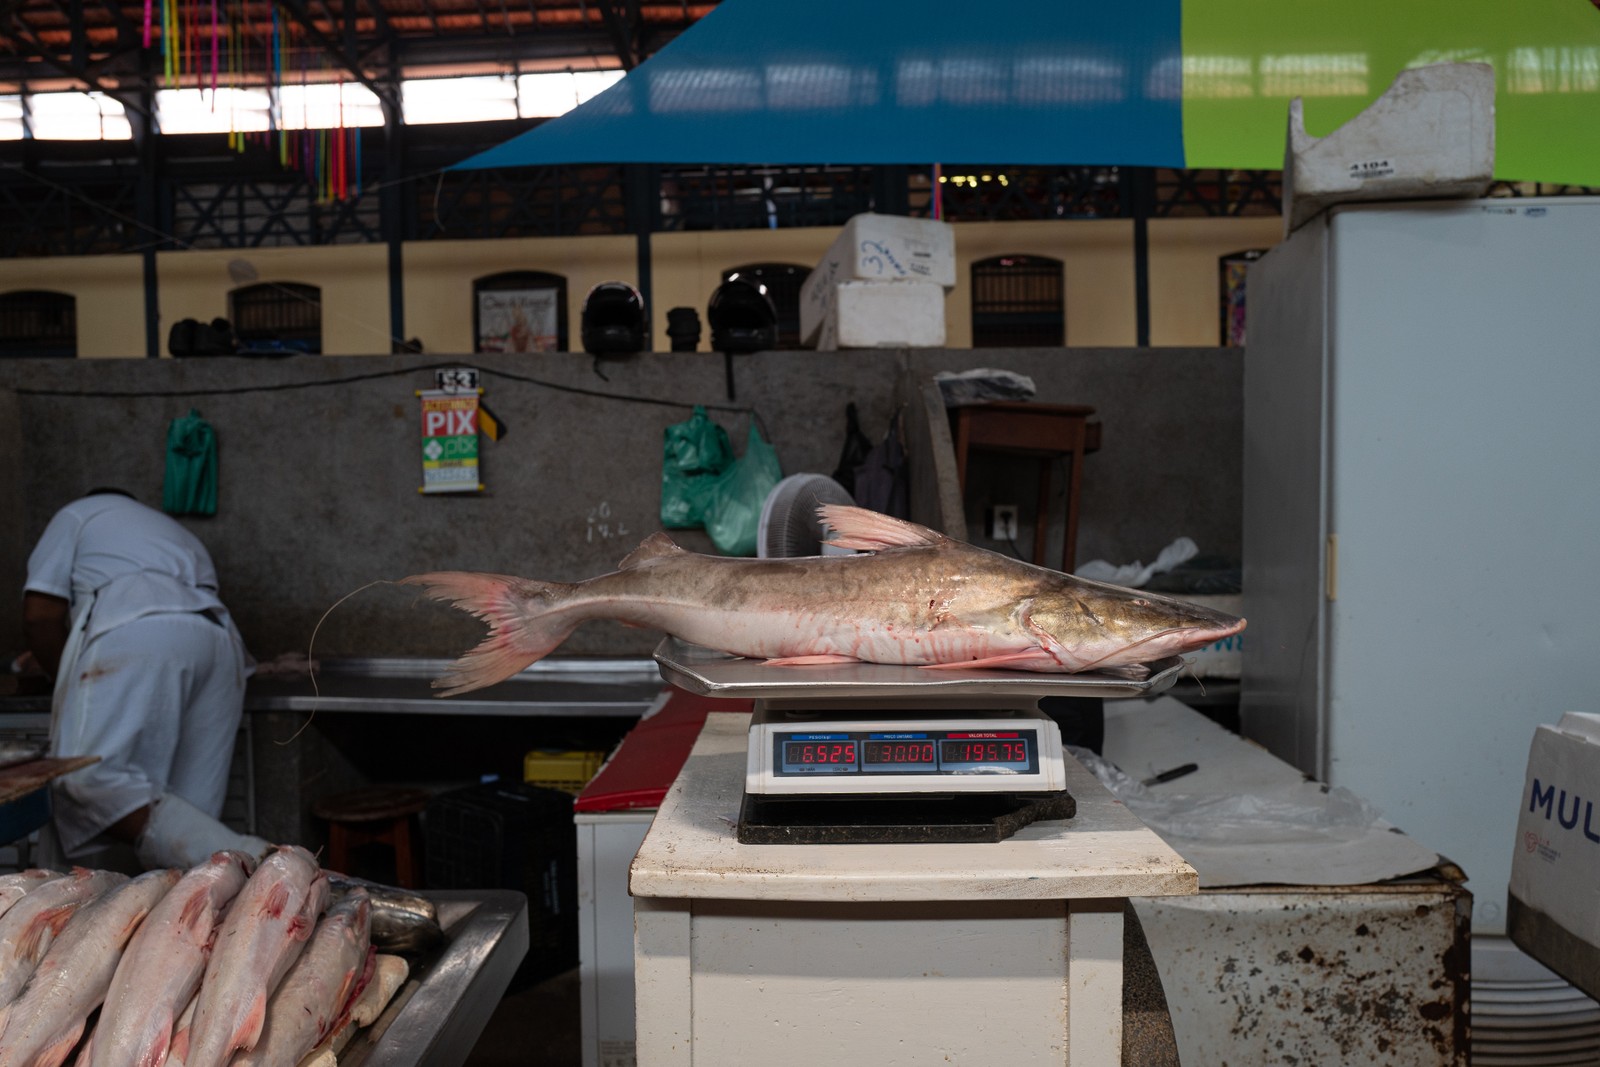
[163,408,218,517]
[705,424,783,557]
[660,405,734,529]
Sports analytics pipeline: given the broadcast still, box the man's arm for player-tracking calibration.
[21,592,69,681]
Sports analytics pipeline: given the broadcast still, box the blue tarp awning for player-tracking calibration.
[452,0,1184,169]
[451,0,1600,186]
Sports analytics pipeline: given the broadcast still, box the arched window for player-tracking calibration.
[0,290,76,358]
[722,263,809,349]
[970,255,1064,347]
[474,271,568,353]
[229,282,322,355]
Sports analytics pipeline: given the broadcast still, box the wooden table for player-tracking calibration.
[0,756,99,845]
[630,713,1195,1066]
[950,401,1101,572]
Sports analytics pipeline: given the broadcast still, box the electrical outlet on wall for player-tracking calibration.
[985,505,1019,541]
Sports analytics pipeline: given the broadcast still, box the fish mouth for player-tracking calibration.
[1078,617,1247,672]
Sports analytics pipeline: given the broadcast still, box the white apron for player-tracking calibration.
[40,576,249,864]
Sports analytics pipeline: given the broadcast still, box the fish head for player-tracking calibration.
[1025,581,1246,673]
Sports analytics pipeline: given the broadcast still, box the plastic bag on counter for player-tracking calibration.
[934,368,1037,406]
[1067,746,1386,845]
[1074,537,1198,588]
[660,405,733,529]
[704,424,783,557]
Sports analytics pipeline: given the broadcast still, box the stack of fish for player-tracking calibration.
[0,847,418,1067]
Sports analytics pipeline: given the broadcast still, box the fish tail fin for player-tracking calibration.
[400,572,582,696]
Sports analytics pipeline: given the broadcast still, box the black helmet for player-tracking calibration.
[707,279,776,355]
[581,282,646,356]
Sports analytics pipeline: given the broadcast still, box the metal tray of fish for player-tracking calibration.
[653,638,1185,700]
[338,889,528,1067]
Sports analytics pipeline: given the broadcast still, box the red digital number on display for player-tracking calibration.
[864,742,936,764]
[944,741,1028,763]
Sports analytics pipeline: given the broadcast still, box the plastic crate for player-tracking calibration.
[424,781,578,987]
[523,749,606,794]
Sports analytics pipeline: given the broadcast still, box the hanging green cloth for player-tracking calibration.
[163,408,219,517]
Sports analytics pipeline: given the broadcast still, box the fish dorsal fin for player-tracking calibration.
[818,505,947,551]
[618,532,685,570]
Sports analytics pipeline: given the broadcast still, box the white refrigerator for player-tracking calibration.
[1241,196,1600,934]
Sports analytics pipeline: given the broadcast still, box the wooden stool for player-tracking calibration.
[311,786,430,888]
[950,401,1102,572]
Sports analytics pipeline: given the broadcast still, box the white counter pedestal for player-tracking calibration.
[631,713,1197,1066]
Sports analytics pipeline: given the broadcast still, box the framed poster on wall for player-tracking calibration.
[477,287,561,353]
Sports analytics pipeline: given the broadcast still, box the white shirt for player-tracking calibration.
[25,494,230,641]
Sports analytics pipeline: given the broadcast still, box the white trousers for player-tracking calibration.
[48,611,247,859]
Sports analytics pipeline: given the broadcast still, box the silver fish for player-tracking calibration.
[91,851,255,1067]
[404,504,1247,695]
[0,868,181,1067]
[0,875,61,927]
[0,870,127,1011]
[183,846,328,1067]
[232,891,371,1067]
[325,875,442,957]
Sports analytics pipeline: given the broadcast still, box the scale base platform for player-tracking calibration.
[737,789,1076,845]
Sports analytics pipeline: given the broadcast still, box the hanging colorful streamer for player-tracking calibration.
[140,0,364,201]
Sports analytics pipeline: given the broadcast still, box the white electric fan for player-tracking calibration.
[757,474,856,558]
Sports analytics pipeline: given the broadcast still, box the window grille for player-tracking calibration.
[229,282,322,354]
[970,256,1064,347]
[473,271,569,353]
[0,290,76,358]
[722,263,809,349]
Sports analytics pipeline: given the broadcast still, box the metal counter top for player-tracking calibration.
[246,656,667,717]
[0,658,670,720]
[342,889,529,1067]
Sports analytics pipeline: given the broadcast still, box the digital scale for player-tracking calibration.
[654,638,1185,845]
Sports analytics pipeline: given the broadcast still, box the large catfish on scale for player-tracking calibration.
[403,504,1246,696]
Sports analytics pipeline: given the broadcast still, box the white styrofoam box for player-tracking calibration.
[814,280,947,351]
[1283,62,1494,234]
[1508,714,1600,1000]
[799,213,956,343]
[1177,594,1242,679]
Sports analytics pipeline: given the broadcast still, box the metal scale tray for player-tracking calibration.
[653,637,1187,702]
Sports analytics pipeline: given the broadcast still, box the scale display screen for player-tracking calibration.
[775,730,1038,776]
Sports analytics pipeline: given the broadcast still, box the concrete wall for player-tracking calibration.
[0,217,1278,357]
[1,348,1240,665]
